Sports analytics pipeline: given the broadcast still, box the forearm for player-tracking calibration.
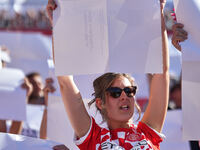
[146,73,169,132]
[0,120,7,132]
[57,76,91,138]
[160,1,169,74]
[141,1,169,132]
[40,108,47,139]
[9,121,23,134]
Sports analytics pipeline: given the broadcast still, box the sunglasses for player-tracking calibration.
[106,86,137,98]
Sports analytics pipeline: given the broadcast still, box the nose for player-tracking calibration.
[120,90,127,100]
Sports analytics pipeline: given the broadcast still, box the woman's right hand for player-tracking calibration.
[46,0,57,25]
[53,144,70,150]
[171,23,188,51]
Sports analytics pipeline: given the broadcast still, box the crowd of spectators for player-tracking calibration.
[0,9,51,31]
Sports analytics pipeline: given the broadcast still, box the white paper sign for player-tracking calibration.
[174,0,200,140]
[0,32,51,78]
[108,0,162,74]
[53,0,163,75]
[182,79,200,140]
[53,0,109,75]
[0,68,26,121]
[47,95,78,150]
[160,110,190,150]
[0,68,24,88]
[182,61,200,82]
[0,87,26,121]
[0,132,59,150]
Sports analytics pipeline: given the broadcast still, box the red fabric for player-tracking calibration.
[76,118,163,150]
[137,122,163,150]
[171,8,177,22]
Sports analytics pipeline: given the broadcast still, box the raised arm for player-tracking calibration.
[46,0,91,139]
[57,76,91,138]
[40,78,56,139]
[141,0,169,132]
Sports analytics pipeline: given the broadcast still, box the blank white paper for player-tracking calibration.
[53,0,109,75]
[0,132,59,150]
[0,68,26,121]
[53,0,163,75]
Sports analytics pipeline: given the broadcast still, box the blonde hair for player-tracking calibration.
[88,72,141,122]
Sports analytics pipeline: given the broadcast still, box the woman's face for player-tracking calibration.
[104,76,135,128]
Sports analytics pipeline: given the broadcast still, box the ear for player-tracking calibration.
[95,98,103,110]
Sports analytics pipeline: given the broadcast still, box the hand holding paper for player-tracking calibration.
[46,0,57,25]
[171,23,188,51]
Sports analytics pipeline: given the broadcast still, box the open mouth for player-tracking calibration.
[120,105,129,110]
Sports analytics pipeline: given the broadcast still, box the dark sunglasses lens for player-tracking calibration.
[124,86,137,97]
[110,92,121,98]
[124,87,133,97]
[108,87,122,98]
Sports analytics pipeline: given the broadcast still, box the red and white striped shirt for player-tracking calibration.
[75,118,164,150]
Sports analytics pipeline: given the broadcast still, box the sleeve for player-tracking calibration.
[137,121,164,149]
[74,117,101,149]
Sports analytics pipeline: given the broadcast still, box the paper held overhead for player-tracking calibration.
[0,68,24,88]
[0,68,26,121]
[174,0,200,140]
[53,0,163,75]
[53,0,109,75]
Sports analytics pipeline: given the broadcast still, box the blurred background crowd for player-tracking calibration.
[0,0,51,34]
[0,0,175,32]
[0,9,51,31]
